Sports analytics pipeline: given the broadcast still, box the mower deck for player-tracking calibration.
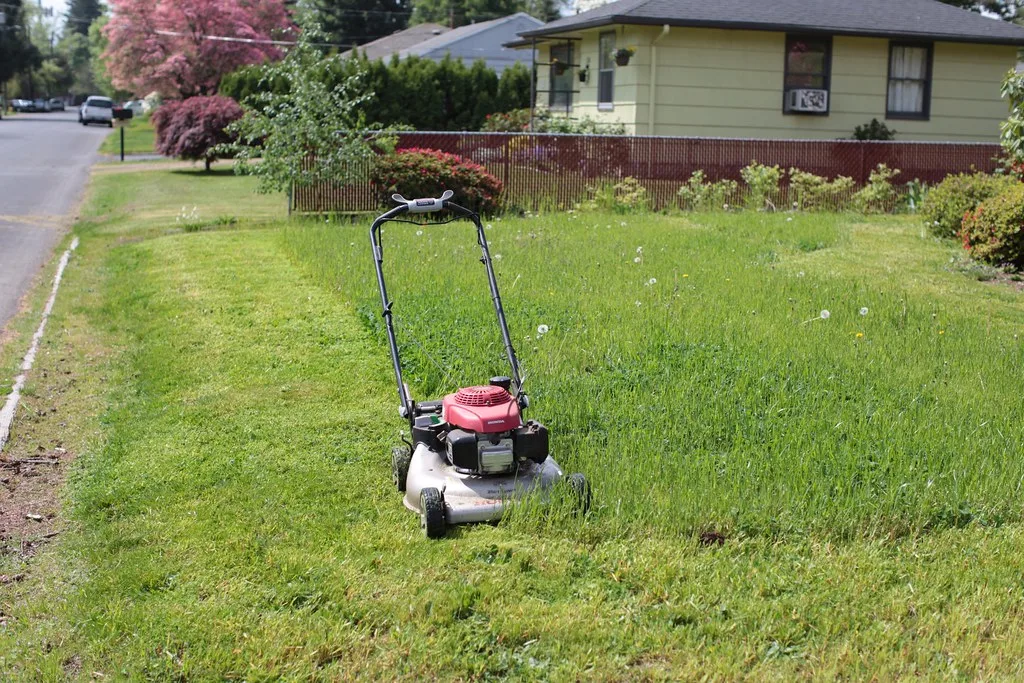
[403,442,565,524]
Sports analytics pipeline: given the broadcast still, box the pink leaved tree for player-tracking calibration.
[103,0,291,99]
[152,95,244,170]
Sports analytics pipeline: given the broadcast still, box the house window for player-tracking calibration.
[783,35,831,115]
[549,43,573,112]
[598,32,615,109]
[887,43,932,120]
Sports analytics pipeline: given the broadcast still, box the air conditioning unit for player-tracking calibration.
[785,89,828,113]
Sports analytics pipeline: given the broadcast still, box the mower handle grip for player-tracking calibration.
[392,189,454,214]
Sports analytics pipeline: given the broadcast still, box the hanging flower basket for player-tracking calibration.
[614,47,636,67]
[551,58,567,76]
[578,66,589,83]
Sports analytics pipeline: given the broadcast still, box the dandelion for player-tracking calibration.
[683,273,689,278]
[647,278,657,286]
[860,307,869,316]
[635,300,642,307]
[636,246,643,254]
[797,271,805,278]
[856,332,864,339]
[634,257,641,264]
[537,324,549,335]
[939,329,945,335]
[416,230,423,236]
[820,310,830,320]
[786,217,793,222]
[486,223,492,229]
[620,221,627,227]
[494,254,502,260]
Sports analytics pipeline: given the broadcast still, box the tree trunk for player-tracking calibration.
[205,157,211,172]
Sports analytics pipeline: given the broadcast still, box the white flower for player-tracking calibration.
[635,300,642,307]
[536,324,549,335]
[786,217,793,222]
[486,224,492,229]
[633,257,641,263]
[494,254,502,260]
[636,246,643,254]
[416,230,423,236]
[647,278,657,285]
[620,221,627,227]
[860,307,869,316]
[797,271,805,278]
[820,310,831,320]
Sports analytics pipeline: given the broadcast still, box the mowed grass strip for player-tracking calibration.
[98,115,156,156]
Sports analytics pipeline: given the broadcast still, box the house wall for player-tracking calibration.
[539,26,1016,141]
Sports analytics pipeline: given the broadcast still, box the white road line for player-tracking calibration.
[0,237,79,453]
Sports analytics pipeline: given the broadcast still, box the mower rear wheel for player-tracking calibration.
[566,473,591,514]
[420,487,446,539]
[392,446,411,493]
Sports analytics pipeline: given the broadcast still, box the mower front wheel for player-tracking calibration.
[566,473,591,514]
[420,487,446,539]
[392,446,411,492]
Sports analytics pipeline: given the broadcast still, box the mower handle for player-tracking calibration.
[369,194,525,425]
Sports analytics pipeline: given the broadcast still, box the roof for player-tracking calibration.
[518,0,1024,46]
[398,12,544,58]
[341,23,450,61]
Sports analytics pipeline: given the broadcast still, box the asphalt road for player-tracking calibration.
[0,110,108,338]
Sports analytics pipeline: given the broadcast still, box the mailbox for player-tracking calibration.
[112,107,133,121]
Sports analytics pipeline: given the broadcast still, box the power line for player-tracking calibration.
[153,29,347,48]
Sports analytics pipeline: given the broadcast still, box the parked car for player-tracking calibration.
[49,98,65,111]
[33,98,49,112]
[10,99,30,112]
[80,96,114,127]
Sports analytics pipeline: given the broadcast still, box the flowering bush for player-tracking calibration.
[584,177,649,213]
[481,108,532,132]
[153,95,243,170]
[788,168,856,211]
[676,170,737,211]
[371,148,504,215]
[852,164,901,213]
[920,172,1019,239]
[960,183,1024,268]
[740,161,782,210]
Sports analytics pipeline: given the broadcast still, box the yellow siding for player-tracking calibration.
[552,26,1016,141]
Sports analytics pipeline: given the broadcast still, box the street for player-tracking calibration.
[0,110,108,339]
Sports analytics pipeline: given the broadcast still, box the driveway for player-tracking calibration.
[0,111,108,339]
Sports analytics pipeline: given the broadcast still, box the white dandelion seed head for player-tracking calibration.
[416,230,423,236]
[620,221,627,227]
[860,307,869,316]
[786,217,793,222]
[494,253,502,260]
[635,300,642,307]
[820,310,831,320]
[636,246,643,254]
[648,278,657,285]
[536,324,549,335]
[797,271,805,278]
[633,256,642,263]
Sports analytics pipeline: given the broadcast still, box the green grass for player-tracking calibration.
[98,115,156,156]
[3,169,1024,678]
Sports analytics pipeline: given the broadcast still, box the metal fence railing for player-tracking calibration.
[292,132,1003,213]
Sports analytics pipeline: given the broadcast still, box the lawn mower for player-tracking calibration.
[370,190,590,539]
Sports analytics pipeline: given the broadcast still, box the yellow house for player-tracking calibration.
[511,0,1024,141]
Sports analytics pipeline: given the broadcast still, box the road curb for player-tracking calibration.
[0,236,79,453]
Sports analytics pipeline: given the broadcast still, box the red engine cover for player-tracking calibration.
[443,385,522,434]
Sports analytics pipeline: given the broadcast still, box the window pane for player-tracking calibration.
[784,37,829,91]
[598,71,613,104]
[549,44,573,111]
[891,46,927,79]
[599,32,614,70]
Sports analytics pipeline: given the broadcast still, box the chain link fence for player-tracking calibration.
[292,132,1003,213]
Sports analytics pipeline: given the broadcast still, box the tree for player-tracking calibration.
[223,21,395,192]
[102,0,292,98]
[310,0,410,49]
[153,95,244,170]
[410,0,561,27]
[65,0,103,37]
[937,0,1023,20]
[0,1,41,87]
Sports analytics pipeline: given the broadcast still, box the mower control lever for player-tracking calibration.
[392,190,454,214]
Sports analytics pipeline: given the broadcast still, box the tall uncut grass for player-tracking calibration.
[282,211,1024,540]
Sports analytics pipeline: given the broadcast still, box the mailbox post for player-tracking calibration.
[112,107,134,162]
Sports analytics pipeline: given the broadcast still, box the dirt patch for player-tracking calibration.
[1,448,71,559]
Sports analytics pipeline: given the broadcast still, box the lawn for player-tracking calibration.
[3,167,1024,679]
[98,115,156,156]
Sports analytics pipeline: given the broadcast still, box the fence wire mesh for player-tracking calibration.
[293,132,1003,213]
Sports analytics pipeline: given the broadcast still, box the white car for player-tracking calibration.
[80,96,114,127]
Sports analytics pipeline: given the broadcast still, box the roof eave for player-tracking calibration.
[518,16,1024,47]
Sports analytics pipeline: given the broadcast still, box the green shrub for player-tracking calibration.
[370,148,503,214]
[584,177,649,213]
[676,170,738,210]
[920,172,1018,238]
[852,118,897,141]
[852,164,901,213]
[787,168,856,211]
[740,161,782,210]
[960,183,1024,268]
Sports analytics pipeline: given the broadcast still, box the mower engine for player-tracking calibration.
[440,379,549,475]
